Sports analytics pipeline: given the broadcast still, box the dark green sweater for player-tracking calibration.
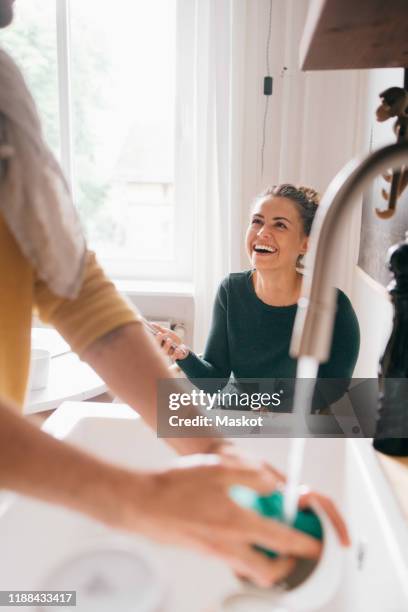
[178,271,360,396]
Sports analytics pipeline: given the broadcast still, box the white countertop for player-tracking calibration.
[26,329,107,414]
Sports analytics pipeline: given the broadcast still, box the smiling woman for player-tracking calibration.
[154,184,360,409]
[247,184,320,306]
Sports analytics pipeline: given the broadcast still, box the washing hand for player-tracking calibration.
[208,441,350,547]
[114,452,324,587]
[297,487,350,546]
[150,322,189,360]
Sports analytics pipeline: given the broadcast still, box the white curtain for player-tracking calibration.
[192,0,246,352]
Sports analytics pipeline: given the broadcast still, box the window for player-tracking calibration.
[2,0,193,281]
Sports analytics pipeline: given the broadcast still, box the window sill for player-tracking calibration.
[113,278,194,298]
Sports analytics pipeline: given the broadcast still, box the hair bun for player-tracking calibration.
[298,186,320,206]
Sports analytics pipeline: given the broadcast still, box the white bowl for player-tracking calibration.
[28,349,51,391]
[41,544,165,612]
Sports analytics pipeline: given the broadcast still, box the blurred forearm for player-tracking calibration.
[0,398,143,527]
[82,322,227,455]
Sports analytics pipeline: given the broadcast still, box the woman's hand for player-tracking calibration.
[150,323,189,360]
[115,453,322,587]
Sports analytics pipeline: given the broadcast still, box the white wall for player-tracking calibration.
[350,67,403,376]
[352,268,392,378]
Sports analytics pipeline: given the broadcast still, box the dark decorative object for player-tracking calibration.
[374,233,408,456]
[359,72,408,286]
[375,87,408,219]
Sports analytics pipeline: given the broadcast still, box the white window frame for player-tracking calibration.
[54,0,193,282]
[55,0,73,189]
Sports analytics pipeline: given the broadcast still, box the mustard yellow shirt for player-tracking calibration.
[0,214,140,408]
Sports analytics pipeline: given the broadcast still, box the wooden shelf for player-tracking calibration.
[300,0,408,71]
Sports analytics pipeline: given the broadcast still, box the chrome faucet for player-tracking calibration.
[290,141,408,365]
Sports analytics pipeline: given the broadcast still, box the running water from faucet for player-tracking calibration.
[283,356,319,524]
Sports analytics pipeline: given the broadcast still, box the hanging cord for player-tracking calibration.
[261,0,273,176]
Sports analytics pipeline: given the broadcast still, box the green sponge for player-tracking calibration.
[230,487,323,558]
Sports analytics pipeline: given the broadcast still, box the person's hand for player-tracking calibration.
[150,323,189,360]
[204,441,350,547]
[205,439,286,484]
[298,487,350,546]
[113,454,322,588]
